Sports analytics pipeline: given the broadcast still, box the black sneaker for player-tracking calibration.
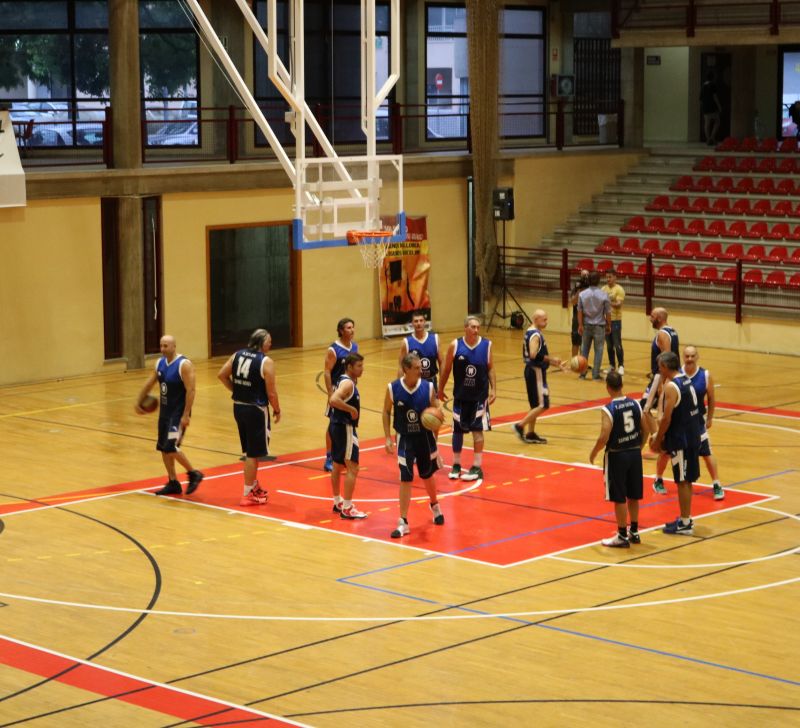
[155,480,182,496]
[512,423,526,442]
[430,502,445,525]
[186,470,204,495]
[460,465,483,481]
[525,432,548,444]
[332,501,343,514]
[628,530,641,544]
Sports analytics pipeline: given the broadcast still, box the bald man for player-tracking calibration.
[512,309,564,444]
[136,335,204,496]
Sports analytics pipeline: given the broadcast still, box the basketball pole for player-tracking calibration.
[488,219,529,330]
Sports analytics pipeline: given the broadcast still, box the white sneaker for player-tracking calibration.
[618,366,625,375]
[601,533,630,548]
[391,519,410,538]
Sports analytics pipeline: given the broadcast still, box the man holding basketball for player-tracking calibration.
[397,310,441,390]
[323,318,358,473]
[512,309,564,444]
[383,352,444,538]
[136,335,204,496]
[438,315,496,481]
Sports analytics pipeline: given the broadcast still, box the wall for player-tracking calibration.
[643,46,690,142]
[0,198,104,385]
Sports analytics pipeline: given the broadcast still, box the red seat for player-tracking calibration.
[622,237,641,254]
[656,263,676,279]
[752,199,773,216]
[791,225,800,241]
[717,137,739,151]
[716,157,737,172]
[736,157,756,173]
[690,197,710,213]
[791,248,800,263]
[721,267,738,282]
[633,261,648,277]
[707,220,728,237]
[746,221,768,239]
[765,270,787,288]
[645,217,666,234]
[789,202,800,218]
[671,175,694,191]
[678,264,697,280]
[756,178,777,195]
[687,219,708,236]
[743,269,763,285]
[789,272,800,288]
[773,200,793,217]
[681,240,703,258]
[666,218,687,235]
[662,239,681,256]
[767,222,790,240]
[732,198,752,215]
[740,137,758,152]
[723,243,744,259]
[597,259,614,273]
[765,245,788,262]
[621,216,645,233]
[616,260,634,277]
[694,156,716,171]
[744,244,766,261]
[756,158,776,174]
[776,179,796,195]
[779,138,797,153]
[695,176,715,192]
[712,198,731,214]
[715,177,734,193]
[646,195,671,212]
[757,138,778,153]
[777,158,797,174]
[575,258,594,271]
[671,196,691,212]
[704,242,723,259]
[727,221,748,238]
[735,178,755,194]
[642,238,661,254]
[596,236,621,253]
[700,265,719,282]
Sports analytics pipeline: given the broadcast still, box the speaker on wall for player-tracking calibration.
[492,187,514,221]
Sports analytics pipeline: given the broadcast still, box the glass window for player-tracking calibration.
[139,0,194,29]
[75,1,109,29]
[0,2,68,30]
[426,5,469,140]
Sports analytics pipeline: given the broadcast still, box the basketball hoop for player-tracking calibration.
[346,230,393,268]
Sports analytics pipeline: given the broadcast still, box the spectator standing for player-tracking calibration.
[602,269,625,375]
[577,271,611,381]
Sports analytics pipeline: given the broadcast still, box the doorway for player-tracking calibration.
[699,53,731,143]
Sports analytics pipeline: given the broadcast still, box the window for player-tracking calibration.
[253,0,391,146]
[0,0,110,148]
[425,4,546,141]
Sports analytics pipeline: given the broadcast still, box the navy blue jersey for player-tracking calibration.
[683,366,709,419]
[230,349,268,406]
[330,375,360,426]
[650,326,680,375]
[523,328,548,370]
[156,355,186,418]
[405,333,439,381]
[602,396,643,451]
[663,375,701,452]
[390,378,434,435]
[329,340,358,386]
[453,337,491,402]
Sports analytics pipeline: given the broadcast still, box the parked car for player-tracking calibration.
[10,101,69,121]
[148,121,199,146]
[75,123,104,146]
[29,124,73,147]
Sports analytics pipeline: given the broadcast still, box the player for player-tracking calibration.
[217,328,281,506]
[323,318,357,472]
[512,308,564,444]
[649,351,702,535]
[383,353,444,538]
[397,309,441,391]
[437,315,496,481]
[589,370,648,547]
[652,346,724,500]
[329,352,367,519]
[136,334,204,496]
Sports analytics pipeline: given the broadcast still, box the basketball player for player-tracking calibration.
[217,328,281,506]
[512,309,564,444]
[136,335,204,496]
[329,352,367,519]
[649,351,702,535]
[652,346,724,500]
[397,310,441,391]
[589,370,648,547]
[383,353,444,538]
[437,315,496,481]
[323,318,357,472]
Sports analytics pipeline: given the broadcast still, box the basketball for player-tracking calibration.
[420,406,444,432]
[569,355,588,374]
[139,394,159,413]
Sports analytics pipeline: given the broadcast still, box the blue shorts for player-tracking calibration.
[329,422,359,465]
[604,449,643,503]
[669,446,700,484]
[156,412,183,453]
[524,366,549,409]
[698,430,712,457]
[234,403,270,458]
[452,399,490,433]
[397,432,439,482]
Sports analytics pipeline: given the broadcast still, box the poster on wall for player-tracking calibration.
[378,215,431,336]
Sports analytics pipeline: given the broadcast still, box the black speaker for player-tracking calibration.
[510,311,525,329]
[492,187,514,221]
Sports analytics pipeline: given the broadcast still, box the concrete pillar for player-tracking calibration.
[621,47,644,147]
[109,0,145,369]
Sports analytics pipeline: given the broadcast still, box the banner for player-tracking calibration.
[379,216,431,336]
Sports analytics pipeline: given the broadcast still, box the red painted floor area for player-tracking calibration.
[5,437,772,567]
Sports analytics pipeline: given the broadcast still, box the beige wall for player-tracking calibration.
[0,199,104,385]
[643,46,690,142]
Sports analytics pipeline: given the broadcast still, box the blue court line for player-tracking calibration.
[724,468,797,489]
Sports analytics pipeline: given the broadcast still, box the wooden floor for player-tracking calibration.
[1,328,798,727]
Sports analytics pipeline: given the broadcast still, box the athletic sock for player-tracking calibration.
[473,453,483,467]
[334,495,343,505]
[680,516,692,526]
[617,527,627,539]
[244,483,254,495]
[401,516,408,524]
[630,521,639,533]
[343,499,353,509]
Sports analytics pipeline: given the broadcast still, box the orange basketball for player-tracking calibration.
[420,407,444,432]
[139,394,159,413]
[569,355,589,374]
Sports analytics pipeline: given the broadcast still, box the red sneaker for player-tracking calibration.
[239,483,268,506]
[340,504,367,519]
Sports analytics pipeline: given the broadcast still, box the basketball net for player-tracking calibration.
[346,230,393,268]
